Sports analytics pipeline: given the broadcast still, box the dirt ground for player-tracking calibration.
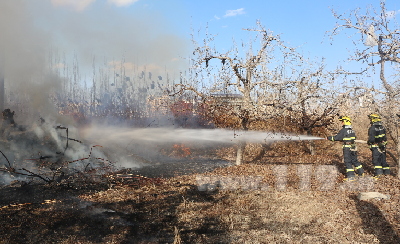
[1,140,400,244]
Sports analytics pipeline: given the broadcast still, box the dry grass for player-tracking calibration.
[1,139,400,243]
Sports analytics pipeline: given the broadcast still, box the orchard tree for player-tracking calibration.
[189,21,301,165]
[329,0,400,176]
[280,59,342,154]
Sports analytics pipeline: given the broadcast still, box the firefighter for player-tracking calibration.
[367,113,389,178]
[326,116,364,181]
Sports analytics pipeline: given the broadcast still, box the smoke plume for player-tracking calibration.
[0,0,189,120]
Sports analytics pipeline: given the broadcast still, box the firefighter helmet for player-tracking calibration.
[368,113,381,123]
[338,115,352,125]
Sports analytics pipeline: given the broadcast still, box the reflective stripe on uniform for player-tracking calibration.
[346,169,355,172]
[355,165,363,169]
[374,166,383,169]
[369,141,387,148]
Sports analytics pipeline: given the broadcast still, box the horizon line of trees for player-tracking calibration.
[1,1,399,175]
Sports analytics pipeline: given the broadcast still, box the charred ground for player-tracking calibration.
[1,137,400,243]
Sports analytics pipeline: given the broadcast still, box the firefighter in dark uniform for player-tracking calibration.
[367,113,389,178]
[326,116,364,181]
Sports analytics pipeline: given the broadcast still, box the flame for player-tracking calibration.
[171,144,191,158]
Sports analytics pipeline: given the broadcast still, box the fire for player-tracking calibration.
[171,144,191,158]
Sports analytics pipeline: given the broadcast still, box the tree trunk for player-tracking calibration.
[235,106,250,165]
[303,131,316,155]
[308,141,316,155]
[235,141,245,165]
[397,143,400,178]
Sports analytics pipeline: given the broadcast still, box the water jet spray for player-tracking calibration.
[82,126,324,145]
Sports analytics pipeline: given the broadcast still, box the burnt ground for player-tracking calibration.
[1,140,400,243]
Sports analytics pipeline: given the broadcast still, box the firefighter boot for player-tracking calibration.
[343,172,356,182]
[344,169,356,182]
[383,167,390,176]
[374,166,383,176]
[356,165,364,177]
[343,177,356,182]
[373,175,382,180]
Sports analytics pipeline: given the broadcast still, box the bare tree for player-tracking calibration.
[280,59,341,154]
[329,0,400,176]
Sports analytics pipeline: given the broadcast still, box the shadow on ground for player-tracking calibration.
[353,195,400,244]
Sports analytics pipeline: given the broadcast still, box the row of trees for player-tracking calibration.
[172,0,400,173]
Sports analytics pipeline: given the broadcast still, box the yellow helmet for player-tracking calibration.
[339,115,351,125]
[368,113,381,123]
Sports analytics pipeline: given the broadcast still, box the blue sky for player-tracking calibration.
[180,0,399,72]
[1,0,400,86]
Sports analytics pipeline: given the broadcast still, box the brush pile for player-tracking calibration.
[0,108,117,187]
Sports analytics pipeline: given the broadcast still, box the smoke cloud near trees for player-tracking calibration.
[0,0,189,120]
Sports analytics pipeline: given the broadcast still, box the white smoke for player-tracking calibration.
[50,0,96,11]
[51,0,140,11]
[0,0,189,119]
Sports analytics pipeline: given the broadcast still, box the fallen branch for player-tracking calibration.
[0,149,12,168]
[0,166,51,183]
